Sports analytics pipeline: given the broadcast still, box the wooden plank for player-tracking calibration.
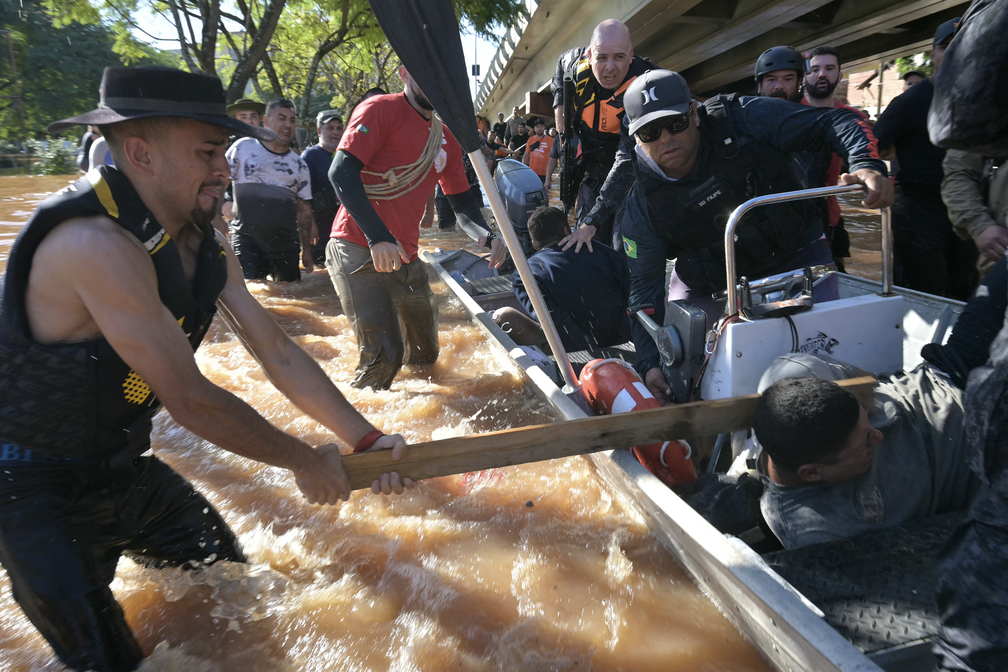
[343,376,876,489]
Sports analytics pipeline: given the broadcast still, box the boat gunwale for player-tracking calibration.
[423,249,885,672]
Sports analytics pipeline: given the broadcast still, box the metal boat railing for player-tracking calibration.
[723,184,893,316]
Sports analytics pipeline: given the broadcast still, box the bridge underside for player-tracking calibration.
[476,0,970,120]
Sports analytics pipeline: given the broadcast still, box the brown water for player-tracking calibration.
[0,175,773,671]
[837,191,884,282]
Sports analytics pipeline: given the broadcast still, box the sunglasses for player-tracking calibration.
[636,110,692,143]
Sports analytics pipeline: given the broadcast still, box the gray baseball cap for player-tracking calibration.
[624,70,693,136]
[316,109,343,127]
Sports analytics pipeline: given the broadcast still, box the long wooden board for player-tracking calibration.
[342,376,877,490]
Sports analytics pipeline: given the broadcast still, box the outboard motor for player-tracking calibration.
[494,158,547,259]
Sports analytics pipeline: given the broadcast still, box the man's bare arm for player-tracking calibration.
[36,218,406,499]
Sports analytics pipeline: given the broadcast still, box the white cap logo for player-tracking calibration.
[642,87,659,104]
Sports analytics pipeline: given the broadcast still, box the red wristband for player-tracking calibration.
[354,429,385,453]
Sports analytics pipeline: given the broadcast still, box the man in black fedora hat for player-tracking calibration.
[0,66,413,671]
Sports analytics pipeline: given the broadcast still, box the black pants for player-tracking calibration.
[0,455,245,671]
[825,216,851,273]
[231,230,300,282]
[311,207,337,267]
[892,191,979,300]
[434,184,482,230]
[325,238,439,389]
[575,161,615,246]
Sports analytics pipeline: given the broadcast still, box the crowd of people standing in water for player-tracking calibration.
[0,2,1005,669]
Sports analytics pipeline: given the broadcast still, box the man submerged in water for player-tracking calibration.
[0,66,412,672]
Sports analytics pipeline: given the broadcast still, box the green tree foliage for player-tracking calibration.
[895,53,933,78]
[41,0,286,102]
[35,0,523,114]
[0,0,175,141]
[268,0,521,123]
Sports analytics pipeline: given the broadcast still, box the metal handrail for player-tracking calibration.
[724,184,893,316]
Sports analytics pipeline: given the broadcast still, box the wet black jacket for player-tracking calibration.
[512,241,630,351]
[623,95,886,375]
[0,167,228,462]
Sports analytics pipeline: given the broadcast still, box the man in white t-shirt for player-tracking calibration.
[226,99,314,281]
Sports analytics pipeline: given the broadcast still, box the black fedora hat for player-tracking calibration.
[47,66,275,142]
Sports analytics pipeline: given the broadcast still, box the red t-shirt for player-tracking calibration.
[525,134,554,176]
[331,93,470,261]
[801,98,870,228]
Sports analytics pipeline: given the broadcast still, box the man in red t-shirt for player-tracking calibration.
[522,118,555,185]
[326,67,506,390]
[802,45,874,272]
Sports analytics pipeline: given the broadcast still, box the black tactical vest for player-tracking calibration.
[0,167,228,461]
[564,49,652,168]
[634,95,821,294]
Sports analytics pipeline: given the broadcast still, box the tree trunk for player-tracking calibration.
[298,50,327,122]
[224,0,287,103]
[260,52,285,100]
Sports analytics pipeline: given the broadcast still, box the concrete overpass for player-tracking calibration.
[475,0,970,121]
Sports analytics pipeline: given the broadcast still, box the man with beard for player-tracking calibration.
[0,66,412,672]
[551,19,653,251]
[302,110,345,266]
[874,18,979,300]
[801,46,871,272]
[523,118,555,185]
[226,99,316,281]
[754,45,804,103]
[326,67,506,390]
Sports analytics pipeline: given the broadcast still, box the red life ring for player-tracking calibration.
[579,358,697,487]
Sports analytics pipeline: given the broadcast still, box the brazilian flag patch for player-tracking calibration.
[357,124,369,134]
[623,237,637,259]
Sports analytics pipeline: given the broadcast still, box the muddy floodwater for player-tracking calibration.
[0,173,883,671]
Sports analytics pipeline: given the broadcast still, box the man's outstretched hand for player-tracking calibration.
[560,225,595,253]
[294,444,351,505]
[487,238,507,269]
[293,433,415,502]
[842,169,894,210]
[367,433,416,496]
[644,367,674,406]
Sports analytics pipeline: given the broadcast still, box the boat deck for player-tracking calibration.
[766,512,963,671]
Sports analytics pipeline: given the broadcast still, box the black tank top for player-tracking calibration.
[0,167,228,461]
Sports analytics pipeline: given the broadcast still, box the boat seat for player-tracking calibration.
[763,511,965,671]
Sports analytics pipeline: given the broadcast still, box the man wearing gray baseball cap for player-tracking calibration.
[303,110,345,265]
[620,69,892,403]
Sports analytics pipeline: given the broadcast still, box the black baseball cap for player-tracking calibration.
[902,69,926,81]
[625,70,693,136]
[933,17,959,46]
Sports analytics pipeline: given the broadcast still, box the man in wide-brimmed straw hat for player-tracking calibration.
[0,66,413,671]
